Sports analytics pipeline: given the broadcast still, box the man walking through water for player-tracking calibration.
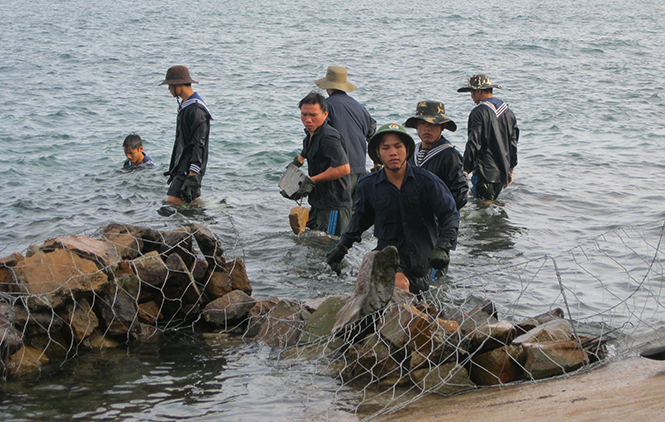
[160,65,212,205]
[326,123,459,295]
[315,66,376,203]
[289,92,352,235]
[458,74,519,201]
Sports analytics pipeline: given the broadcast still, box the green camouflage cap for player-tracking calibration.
[368,123,415,164]
[403,101,457,132]
[457,74,502,92]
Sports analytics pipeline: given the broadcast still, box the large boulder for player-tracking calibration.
[14,249,111,310]
[129,251,168,288]
[412,361,475,394]
[97,293,139,337]
[38,236,122,272]
[6,346,49,378]
[202,290,256,329]
[513,318,573,345]
[469,344,526,385]
[101,223,144,260]
[186,224,225,268]
[523,340,589,379]
[332,246,399,337]
[59,299,99,342]
[0,253,23,292]
[300,296,348,344]
[256,300,310,348]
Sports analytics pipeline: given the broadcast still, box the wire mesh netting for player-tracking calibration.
[0,218,663,420]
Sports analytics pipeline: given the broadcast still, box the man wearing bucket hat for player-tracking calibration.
[326,123,459,295]
[160,65,212,205]
[458,74,519,201]
[404,101,468,211]
[315,66,376,204]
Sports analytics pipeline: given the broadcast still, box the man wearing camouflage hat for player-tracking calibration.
[458,74,519,201]
[404,101,468,211]
[160,65,212,205]
[326,123,459,295]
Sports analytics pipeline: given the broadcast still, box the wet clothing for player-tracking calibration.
[167,173,201,199]
[165,92,212,199]
[326,90,376,175]
[463,97,518,195]
[307,208,352,236]
[411,136,468,211]
[300,121,353,214]
[123,153,155,170]
[338,164,459,294]
[471,174,504,201]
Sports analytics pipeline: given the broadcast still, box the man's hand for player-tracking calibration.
[428,246,450,271]
[326,244,348,275]
[295,177,315,198]
[181,174,201,203]
[289,157,303,168]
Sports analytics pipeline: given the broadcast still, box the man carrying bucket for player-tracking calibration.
[289,92,352,236]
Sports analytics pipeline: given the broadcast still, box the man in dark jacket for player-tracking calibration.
[458,74,519,201]
[315,66,376,203]
[160,65,212,205]
[404,101,468,211]
[290,92,352,235]
[326,123,459,295]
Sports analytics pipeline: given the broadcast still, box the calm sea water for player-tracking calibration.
[1,0,665,420]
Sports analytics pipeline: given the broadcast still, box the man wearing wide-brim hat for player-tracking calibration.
[315,66,376,205]
[326,123,459,295]
[160,65,212,205]
[404,101,468,211]
[457,74,519,201]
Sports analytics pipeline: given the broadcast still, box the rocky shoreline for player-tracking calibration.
[1,223,607,398]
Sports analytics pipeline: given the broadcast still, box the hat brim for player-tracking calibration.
[159,78,199,86]
[314,77,357,92]
[404,116,457,132]
[457,84,501,93]
[368,131,415,164]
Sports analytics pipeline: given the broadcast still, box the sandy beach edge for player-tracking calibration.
[373,357,665,422]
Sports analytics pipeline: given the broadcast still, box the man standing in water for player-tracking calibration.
[290,92,352,235]
[458,74,519,201]
[326,123,459,295]
[160,65,212,205]
[404,101,468,211]
[315,66,376,203]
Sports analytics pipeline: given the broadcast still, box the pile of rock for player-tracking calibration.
[1,227,606,393]
[0,222,251,378]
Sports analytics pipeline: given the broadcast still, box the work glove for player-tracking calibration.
[326,244,348,275]
[181,174,201,203]
[294,177,315,199]
[428,246,450,271]
[289,157,303,168]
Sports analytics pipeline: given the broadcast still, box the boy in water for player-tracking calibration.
[123,134,155,170]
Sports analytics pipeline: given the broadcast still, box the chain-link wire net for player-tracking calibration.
[1,218,664,421]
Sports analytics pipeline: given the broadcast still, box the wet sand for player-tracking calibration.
[376,358,665,422]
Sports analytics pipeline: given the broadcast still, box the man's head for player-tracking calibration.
[457,74,501,104]
[404,101,457,147]
[368,123,415,168]
[314,66,357,93]
[299,91,329,133]
[160,65,198,99]
[123,134,144,165]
